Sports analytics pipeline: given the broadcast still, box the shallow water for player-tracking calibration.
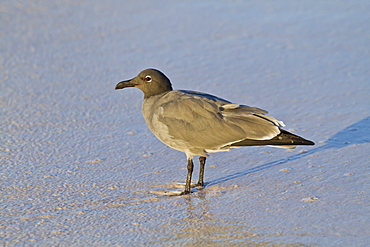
[1,1,370,246]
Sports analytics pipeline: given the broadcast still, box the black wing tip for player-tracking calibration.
[305,140,315,146]
[230,130,315,147]
[277,129,315,146]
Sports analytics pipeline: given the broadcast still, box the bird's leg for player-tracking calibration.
[183,158,194,194]
[197,156,206,187]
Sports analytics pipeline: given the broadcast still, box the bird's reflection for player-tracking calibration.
[154,193,308,246]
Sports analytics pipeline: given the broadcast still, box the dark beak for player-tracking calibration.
[115,79,136,90]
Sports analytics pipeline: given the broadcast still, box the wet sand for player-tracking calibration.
[1,1,370,246]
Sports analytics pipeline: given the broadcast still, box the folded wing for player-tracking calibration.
[154,90,309,153]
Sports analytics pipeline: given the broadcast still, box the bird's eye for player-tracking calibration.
[144,75,152,82]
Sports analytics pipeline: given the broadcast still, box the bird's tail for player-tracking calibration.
[229,129,315,149]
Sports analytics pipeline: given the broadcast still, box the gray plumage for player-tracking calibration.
[115,68,314,194]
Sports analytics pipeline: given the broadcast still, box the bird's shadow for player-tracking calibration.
[207,116,370,186]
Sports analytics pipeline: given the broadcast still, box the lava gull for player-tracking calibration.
[115,68,314,195]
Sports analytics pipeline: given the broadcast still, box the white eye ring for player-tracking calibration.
[144,75,152,82]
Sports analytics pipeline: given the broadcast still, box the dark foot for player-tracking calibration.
[180,190,191,195]
[196,182,204,187]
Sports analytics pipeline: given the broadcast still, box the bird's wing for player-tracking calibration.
[154,91,283,150]
[220,103,284,140]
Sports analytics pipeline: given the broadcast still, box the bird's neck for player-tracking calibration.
[143,85,173,99]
